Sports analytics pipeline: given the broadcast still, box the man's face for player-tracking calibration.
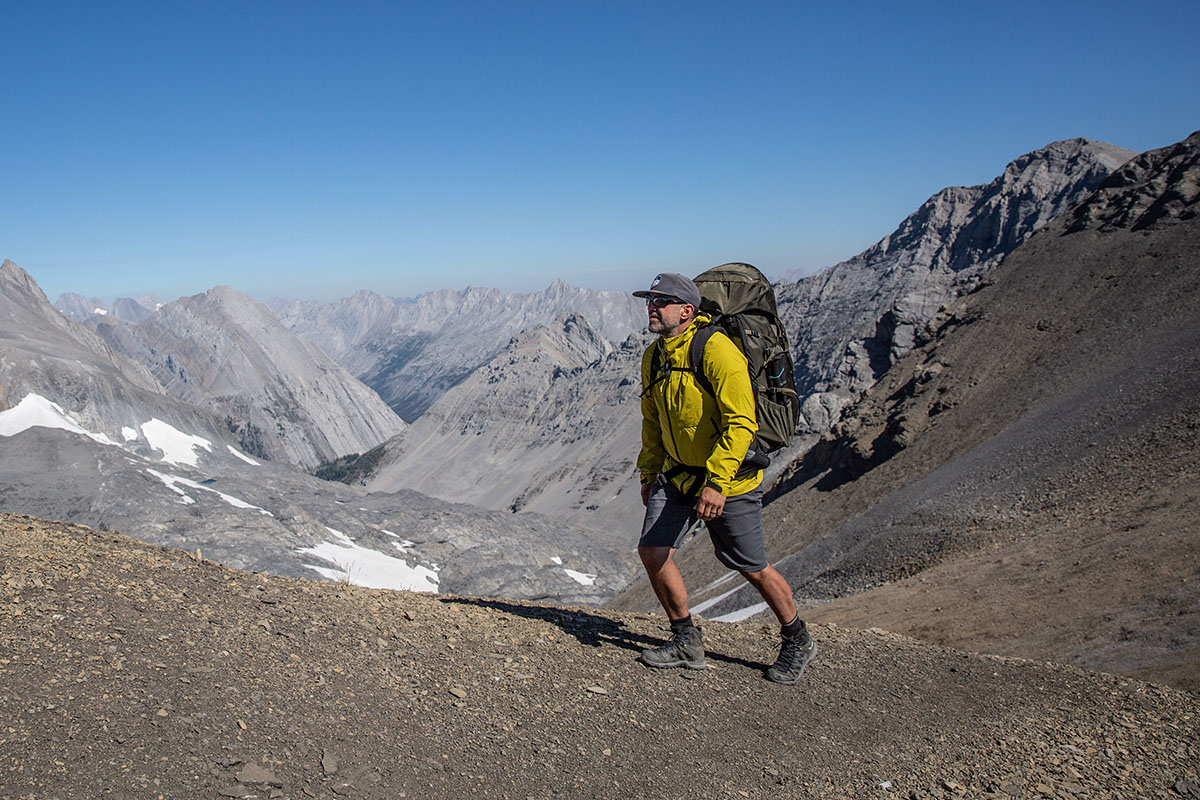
[646,295,691,336]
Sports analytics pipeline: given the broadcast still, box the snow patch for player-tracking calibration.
[563,568,597,586]
[122,426,139,442]
[699,570,740,593]
[0,393,118,446]
[226,445,260,466]
[93,307,108,316]
[709,602,769,623]
[689,581,750,616]
[146,470,197,505]
[146,469,273,516]
[550,556,563,565]
[141,419,212,467]
[299,527,439,592]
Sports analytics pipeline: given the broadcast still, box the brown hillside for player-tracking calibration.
[613,132,1200,693]
[3,513,1197,799]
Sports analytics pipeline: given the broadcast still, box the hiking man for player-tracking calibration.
[633,271,815,683]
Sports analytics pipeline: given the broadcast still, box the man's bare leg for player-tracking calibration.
[743,564,816,683]
[741,564,798,624]
[638,545,706,669]
[638,545,690,620]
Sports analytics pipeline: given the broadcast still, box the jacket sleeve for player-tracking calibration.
[636,345,666,484]
[701,333,758,494]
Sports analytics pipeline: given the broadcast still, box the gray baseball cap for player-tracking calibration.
[632,272,701,308]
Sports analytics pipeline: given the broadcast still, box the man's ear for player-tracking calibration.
[681,304,696,323]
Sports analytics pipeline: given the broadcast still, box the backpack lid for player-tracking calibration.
[693,262,779,317]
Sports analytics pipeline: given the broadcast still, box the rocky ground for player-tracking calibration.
[3,514,1197,800]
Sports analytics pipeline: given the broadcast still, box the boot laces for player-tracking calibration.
[776,634,809,669]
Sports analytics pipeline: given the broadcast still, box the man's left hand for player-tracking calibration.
[695,487,726,521]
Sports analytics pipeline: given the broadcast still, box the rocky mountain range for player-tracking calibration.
[616,131,1200,692]
[335,137,1141,541]
[0,262,629,605]
[84,285,406,469]
[55,291,164,324]
[268,280,645,421]
[0,262,224,447]
[777,138,1136,433]
[364,315,652,538]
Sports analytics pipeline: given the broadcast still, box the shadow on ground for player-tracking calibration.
[440,596,767,672]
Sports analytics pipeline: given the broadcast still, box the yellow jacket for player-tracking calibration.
[638,318,762,497]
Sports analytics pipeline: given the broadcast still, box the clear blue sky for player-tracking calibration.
[3,0,1197,304]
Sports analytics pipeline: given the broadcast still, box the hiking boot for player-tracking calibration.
[766,632,817,684]
[640,624,706,670]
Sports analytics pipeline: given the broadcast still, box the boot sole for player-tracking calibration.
[640,654,707,670]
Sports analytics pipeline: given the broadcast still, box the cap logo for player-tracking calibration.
[650,275,663,289]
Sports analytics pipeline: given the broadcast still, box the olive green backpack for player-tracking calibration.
[689,262,800,462]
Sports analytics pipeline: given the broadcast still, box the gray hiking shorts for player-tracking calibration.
[638,477,768,573]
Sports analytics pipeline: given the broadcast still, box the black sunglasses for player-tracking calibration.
[645,296,683,308]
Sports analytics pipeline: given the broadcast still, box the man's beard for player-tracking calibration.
[647,317,667,334]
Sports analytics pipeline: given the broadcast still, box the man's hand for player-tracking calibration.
[641,481,654,507]
[695,486,726,521]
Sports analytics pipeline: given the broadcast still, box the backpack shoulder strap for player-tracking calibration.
[639,340,669,397]
[687,323,719,398]
[640,325,721,399]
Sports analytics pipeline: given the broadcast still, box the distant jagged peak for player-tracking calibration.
[167,285,285,328]
[54,292,108,322]
[347,288,396,306]
[1000,137,1136,181]
[503,312,611,366]
[1065,130,1200,233]
[2,260,52,303]
[200,284,263,308]
[108,297,154,324]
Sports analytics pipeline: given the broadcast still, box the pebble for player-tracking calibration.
[236,763,281,786]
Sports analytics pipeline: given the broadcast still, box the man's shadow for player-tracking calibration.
[439,596,766,672]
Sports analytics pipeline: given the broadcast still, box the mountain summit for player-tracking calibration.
[776,137,1136,432]
[89,285,406,468]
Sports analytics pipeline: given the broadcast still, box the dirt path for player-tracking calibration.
[2,514,1197,799]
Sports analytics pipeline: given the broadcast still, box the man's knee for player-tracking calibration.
[739,564,774,585]
[638,545,673,571]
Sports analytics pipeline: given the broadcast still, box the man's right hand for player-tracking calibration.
[640,481,654,507]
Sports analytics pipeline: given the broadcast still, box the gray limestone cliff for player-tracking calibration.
[776,138,1136,434]
[88,286,406,469]
[0,261,222,443]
